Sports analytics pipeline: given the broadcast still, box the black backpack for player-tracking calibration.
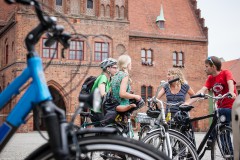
[80,76,97,94]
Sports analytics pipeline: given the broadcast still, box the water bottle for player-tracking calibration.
[166,108,171,122]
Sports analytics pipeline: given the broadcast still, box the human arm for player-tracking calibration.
[227,80,237,99]
[187,87,195,97]
[119,76,141,101]
[184,86,208,105]
[156,88,165,99]
[98,83,106,97]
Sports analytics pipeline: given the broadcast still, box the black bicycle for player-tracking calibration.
[173,93,233,160]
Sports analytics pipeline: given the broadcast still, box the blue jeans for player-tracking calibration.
[218,108,231,125]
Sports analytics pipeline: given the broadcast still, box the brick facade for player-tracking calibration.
[0,0,210,132]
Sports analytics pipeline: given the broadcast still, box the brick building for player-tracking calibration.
[0,0,209,132]
[222,59,240,94]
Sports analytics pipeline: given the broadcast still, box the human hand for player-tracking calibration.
[228,92,236,99]
[134,95,142,101]
[181,101,190,106]
[130,103,136,108]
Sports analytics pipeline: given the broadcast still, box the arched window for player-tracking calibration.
[55,0,63,13]
[115,6,120,19]
[56,0,62,6]
[100,4,105,17]
[12,41,14,53]
[147,86,153,98]
[173,51,177,65]
[120,6,124,19]
[94,42,109,61]
[5,44,9,64]
[141,85,153,102]
[42,38,58,58]
[69,40,84,60]
[70,0,80,14]
[141,49,153,65]
[141,86,147,102]
[87,0,93,9]
[178,51,184,66]
[173,51,184,67]
[86,0,95,16]
[106,5,110,17]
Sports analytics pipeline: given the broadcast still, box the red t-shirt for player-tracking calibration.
[205,70,237,109]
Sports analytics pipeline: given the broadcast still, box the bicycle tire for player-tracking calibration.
[25,135,170,160]
[139,125,151,140]
[141,129,198,160]
[211,126,233,160]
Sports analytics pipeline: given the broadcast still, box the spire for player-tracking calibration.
[156,4,165,22]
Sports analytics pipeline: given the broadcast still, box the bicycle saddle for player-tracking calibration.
[147,109,161,118]
[179,105,194,112]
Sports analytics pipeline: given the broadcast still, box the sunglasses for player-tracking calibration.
[111,66,118,69]
[207,57,215,66]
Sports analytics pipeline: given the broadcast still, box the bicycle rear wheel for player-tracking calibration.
[211,126,233,160]
[141,129,198,160]
[25,135,169,160]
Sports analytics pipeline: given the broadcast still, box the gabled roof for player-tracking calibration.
[129,0,208,41]
[222,59,240,86]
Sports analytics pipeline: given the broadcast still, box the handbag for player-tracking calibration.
[102,91,120,114]
[101,91,120,125]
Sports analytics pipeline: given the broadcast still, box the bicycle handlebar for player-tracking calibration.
[190,93,232,100]
[163,101,183,106]
[168,77,180,84]
[5,0,71,53]
[5,0,32,5]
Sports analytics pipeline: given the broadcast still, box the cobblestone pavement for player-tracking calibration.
[0,131,211,160]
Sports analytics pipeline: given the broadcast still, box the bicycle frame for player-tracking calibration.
[0,56,52,149]
[189,111,217,156]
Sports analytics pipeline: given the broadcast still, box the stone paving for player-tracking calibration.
[0,131,211,160]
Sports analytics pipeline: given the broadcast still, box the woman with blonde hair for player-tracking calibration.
[156,68,195,116]
[111,54,143,112]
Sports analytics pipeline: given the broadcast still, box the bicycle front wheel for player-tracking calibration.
[139,124,151,140]
[211,126,233,160]
[141,129,198,160]
[25,135,169,160]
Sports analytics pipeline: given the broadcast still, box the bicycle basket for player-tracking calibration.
[136,113,153,124]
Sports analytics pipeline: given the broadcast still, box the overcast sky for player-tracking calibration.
[197,0,240,61]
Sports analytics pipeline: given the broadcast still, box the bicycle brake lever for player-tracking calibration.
[5,0,32,5]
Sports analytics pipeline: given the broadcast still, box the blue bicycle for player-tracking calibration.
[0,1,170,160]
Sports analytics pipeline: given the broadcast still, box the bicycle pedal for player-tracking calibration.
[205,145,212,150]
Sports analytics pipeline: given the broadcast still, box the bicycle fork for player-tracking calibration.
[165,132,173,159]
[127,113,134,138]
[40,100,70,159]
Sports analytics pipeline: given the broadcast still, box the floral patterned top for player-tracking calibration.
[111,71,131,106]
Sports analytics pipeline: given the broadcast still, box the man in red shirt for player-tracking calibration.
[185,56,236,118]
[184,56,237,152]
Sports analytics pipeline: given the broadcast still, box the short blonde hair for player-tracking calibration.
[167,68,186,85]
[117,54,131,73]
